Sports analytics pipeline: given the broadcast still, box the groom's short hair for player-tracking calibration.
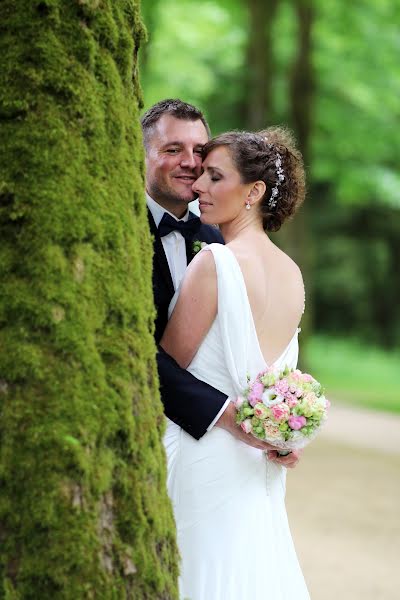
[141,99,211,148]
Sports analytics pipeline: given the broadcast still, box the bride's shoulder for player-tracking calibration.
[184,245,217,287]
[282,252,303,284]
[272,246,305,310]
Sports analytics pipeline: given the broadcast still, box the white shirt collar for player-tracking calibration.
[146,193,189,227]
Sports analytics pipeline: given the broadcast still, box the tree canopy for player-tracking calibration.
[141,0,400,347]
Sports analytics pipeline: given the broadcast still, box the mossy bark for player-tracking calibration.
[0,1,179,598]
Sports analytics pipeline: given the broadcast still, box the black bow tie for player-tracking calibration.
[158,212,201,241]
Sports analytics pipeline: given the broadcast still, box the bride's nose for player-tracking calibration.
[192,172,205,194]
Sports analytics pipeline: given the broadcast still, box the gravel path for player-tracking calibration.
[286,404,400,600]
[316,403,400,455]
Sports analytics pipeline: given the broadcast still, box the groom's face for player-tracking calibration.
[145,114,209,216]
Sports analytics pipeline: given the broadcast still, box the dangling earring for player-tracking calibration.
[245,200,251,210]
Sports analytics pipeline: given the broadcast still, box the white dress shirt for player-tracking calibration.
[147,193,231,430]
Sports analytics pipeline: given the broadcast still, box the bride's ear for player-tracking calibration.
[247,181,266,207]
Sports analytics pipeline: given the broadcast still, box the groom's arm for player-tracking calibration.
[156,346,228,440]
[157,347,301,465]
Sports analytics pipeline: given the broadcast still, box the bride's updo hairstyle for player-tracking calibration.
[202,127,305,232]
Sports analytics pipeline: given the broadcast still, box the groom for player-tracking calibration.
[141,99,299,465]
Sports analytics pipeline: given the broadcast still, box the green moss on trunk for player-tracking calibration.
[0,1,179,598]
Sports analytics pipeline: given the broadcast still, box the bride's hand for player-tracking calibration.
[215,402,278,451]
[266,448,302,468]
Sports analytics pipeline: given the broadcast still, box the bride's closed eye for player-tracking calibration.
[208,169,222,182]
[206,166,223,182]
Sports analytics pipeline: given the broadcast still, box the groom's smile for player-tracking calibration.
[145,114,209,216]
[174,173,197,184]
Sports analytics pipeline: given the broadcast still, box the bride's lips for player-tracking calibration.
[199,201,213,209]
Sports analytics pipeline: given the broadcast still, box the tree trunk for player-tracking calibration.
[0,1,178,598]
[279,0,315,364]
[289,0,314,166]
[244,0,279,129]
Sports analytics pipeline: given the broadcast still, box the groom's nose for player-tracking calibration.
[180,149,198,170]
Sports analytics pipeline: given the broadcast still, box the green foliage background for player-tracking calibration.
[141,0,400,410]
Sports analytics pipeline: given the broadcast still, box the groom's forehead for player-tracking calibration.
[153,115,209,144]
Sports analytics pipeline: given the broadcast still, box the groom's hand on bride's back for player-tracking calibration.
[215,401,277,452]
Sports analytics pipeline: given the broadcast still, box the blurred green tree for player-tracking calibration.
[310,0,400,347]
[241,0,315,352]
[140,0,400,347]
[243,0,279,128]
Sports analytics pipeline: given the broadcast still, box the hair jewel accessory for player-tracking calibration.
[261,135,285,209]
[268,153,285,209]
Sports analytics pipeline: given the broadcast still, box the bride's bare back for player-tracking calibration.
[229,235,304,365]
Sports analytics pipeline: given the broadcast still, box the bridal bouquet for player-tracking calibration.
[235,366,330,452]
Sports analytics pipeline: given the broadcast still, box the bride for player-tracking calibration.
[160,127,310,600]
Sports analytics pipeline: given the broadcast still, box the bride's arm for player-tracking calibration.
[159,252,301,464]
[160,250,217,369]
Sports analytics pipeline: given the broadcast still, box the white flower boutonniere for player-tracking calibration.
[193,240,208,255]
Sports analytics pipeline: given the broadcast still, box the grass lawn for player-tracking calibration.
[304,335,400,414]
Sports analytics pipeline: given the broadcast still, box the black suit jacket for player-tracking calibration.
[148,208,228,439]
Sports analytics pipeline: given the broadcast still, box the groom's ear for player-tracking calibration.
[247,181,266,205]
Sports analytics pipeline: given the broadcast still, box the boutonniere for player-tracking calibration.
[192,240,208,255]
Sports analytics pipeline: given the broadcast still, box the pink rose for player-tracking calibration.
[241,419,253,434]
[274,379,289,395]
[263,420,282,440]
[288,415,306,430]
[235,396,245,409]
[271,403,290,423]
[302,373,314,383]
[304,392,317,404]
[286,393,298,408]
[257,368,268,379]
[254,403,270,419]
[248,381,264,407]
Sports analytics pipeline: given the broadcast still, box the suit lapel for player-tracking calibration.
[148,209,174,295]
[185,238,193,265]
[185,211,197,264]
[148,208,217,281]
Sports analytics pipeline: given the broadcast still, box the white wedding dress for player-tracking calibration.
[164,244,310,600]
